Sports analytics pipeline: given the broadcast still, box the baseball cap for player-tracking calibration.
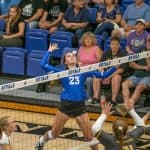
[136,19,146,25]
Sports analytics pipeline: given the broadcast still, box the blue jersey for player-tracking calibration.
[41,51,116,102]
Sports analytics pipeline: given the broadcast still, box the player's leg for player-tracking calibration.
[35,110,69,150]
[75,113,98,150]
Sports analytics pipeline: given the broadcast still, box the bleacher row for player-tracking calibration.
[0,0,150,76]
[0,27,127,76]
[1,0,150,15]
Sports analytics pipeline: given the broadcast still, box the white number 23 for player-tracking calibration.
[69,76,80,85]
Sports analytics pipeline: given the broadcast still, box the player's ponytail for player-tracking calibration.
[113,118,128,150]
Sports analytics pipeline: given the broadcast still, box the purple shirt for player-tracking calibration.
[126,31,149,53]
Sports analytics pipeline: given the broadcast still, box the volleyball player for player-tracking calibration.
[0,116,17,150]
[35,43,116,150]
[92,100,147,150]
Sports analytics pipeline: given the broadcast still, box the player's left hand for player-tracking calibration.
[48,43,58,52]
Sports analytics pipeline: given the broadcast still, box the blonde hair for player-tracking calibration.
[113,118,128,150]
[9,5,21,30]
[0,116,10,138]
[80,32,97,46]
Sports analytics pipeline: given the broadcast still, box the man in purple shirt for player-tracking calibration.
[126,19,149,53]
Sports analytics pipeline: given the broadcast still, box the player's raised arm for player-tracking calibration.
[40,43,62,73]
[92,102,113,135]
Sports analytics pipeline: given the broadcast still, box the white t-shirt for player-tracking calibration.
[0,132,10,144]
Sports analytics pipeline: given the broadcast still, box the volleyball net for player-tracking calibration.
[0,51,149,150]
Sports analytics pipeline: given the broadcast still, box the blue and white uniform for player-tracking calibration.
[41,51,116,117]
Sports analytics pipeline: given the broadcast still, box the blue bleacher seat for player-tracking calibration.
[2,47,26,75]
[26,50,47,76]
[87,7,97,24]
[145,0,150,5]
[49,31,73,58]
[25,31,48,53]
[104,37,126,53]
[0,19,6,33]
[0,47,3,73]
[95,35,102,48]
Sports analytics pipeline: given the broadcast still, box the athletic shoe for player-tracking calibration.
[35,139,44,150]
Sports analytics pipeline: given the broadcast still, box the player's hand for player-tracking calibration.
[102,102,113,116]
[48,43,58,52]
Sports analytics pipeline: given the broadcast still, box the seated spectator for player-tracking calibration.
[112,0,150,38]
[99,37,127,105]
[94,0,122,48]
[126,19,149,54]
[19,0,44,29]
[58,0,90,38]
[78,32,103,103]
[122,45,150,104]
[0,5,25,47]
[0,116,17,150]
[39,0,67,33]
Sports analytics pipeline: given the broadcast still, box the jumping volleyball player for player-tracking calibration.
[35,43,116,150]
[91,100,149,150]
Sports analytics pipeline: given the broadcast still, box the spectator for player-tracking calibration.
[122,48,150,105]
[39,0,67,33]
[0,5,25,47]
[94,0,122,48]
[58,0,90,38]
[19,0,44,29]
[112,0,150,38]
[0,116,17,150]
[78,32,103,103]
[99,37,127,105]
[126,19,149,54]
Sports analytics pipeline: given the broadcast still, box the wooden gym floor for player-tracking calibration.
[0,105,149,150]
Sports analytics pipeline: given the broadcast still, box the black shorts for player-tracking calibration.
[59,100,87,118]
